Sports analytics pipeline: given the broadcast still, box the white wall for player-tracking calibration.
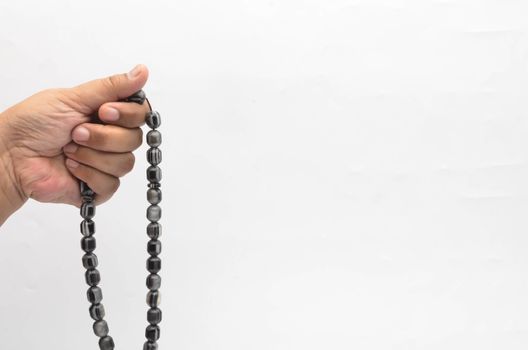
[2,0,528,349]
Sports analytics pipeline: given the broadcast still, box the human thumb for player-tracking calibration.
[71,64,149,112]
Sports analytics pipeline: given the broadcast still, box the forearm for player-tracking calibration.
[0,112,27,226]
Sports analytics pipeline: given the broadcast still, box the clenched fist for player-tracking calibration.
[0,64,151,225]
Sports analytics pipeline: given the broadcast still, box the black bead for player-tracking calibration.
[80,181,95,199]
[146,274,162,290]
[147,148,162,166]
[81,236,96,253]
[147,166,162,183]
[81,202,96,219]
[147,188,162,205]
[147,240,162,256]
[85,269,101,286]
[145,324,160,340]
[146,130,162,147]
[125,90,146,105]
[143,341,158,350]
[148,183,161,189]
[147,257,161,273]
[89,303,105,320]
[99,335,115,350]
[147,223,162,239]
[87,286,103,304]
[146,111,161,129]
[147,205,161,222]
[93,320,109,337]
[82,253,98,269]
[80,220,95,236]
[147,308,162,325]
[147,290,161,307]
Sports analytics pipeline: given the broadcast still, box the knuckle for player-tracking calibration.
[133,105,148,126]
[108,178,120,195]
[103,75,119,91]
[120,153,135,175]
[133,128,143,149]
[92,125,109,148]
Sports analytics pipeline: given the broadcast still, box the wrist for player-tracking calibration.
[0,111,27,226]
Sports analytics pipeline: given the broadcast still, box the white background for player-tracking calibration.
[1,0,528,349]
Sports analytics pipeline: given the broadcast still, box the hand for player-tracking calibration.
[0,64,150,211]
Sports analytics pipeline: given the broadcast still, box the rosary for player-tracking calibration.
[78,90,162,350]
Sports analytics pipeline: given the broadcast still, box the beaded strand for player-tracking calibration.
[79,90,163,350]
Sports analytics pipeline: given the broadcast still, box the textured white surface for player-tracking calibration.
[2,0,528,349]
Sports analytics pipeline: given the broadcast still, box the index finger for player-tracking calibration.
[97,100,150,128]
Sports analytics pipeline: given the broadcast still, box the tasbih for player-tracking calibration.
[78,90,162,350]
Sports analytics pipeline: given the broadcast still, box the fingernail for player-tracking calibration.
[63,143,78,154]
[127,64,142,79]
[73,127,90,142]
[66,158,79,169]
[104,107,120,121]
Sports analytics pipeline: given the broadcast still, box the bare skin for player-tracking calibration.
[0,64,151,225]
